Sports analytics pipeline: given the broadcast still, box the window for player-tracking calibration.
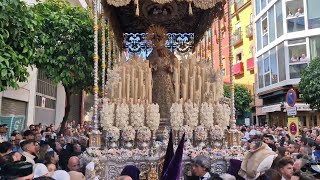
[263,53,271,86]
[276,1,283,38]
[310,36,320,60]
[255,0,261,15]
[268,6,275,43]
[270,47,278,84]
[286,0,305,33]
[261,0,267,10]
[258,56,264,88]
[262,15,268,47]
[288,39,309,79]
[256,19,262,51]
[277,43,286,82]
[236,53,242,63]
[308,0,320,29]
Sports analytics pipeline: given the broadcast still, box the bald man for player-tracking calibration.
[67,156,80,172]
[117,176,133,180]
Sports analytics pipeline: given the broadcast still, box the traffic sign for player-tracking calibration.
[288,117,299,136]
[286,89,297,107]
[286,106,297,116]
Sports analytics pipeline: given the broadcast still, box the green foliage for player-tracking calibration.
[0,0,39,91]
[299,57,320,110]
[32,0,94,92]
[224,84,252,113]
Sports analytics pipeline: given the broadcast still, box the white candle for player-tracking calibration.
[118,82,122,100]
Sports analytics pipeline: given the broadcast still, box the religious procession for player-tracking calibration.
[1,0,320,179]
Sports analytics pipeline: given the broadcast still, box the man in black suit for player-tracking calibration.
[186,155,219,180]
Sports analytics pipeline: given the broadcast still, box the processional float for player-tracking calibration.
[84,0,242,179]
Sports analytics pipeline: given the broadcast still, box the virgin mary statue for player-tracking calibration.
[147,26,177,119]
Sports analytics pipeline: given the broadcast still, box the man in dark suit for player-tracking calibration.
[186,155,219,180]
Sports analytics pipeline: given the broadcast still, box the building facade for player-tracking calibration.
[231,0,264,125]
[196,3,231,83]
[255,0,320,127]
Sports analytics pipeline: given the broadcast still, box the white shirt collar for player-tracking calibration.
[199,172,211,180]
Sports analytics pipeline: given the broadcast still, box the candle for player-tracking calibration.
[189,76,194,103]
[131,67,135,100]
[198,75,202,102]
[185,67,189,99]
[126,74,130,102]
[118,82,122,100]
[142,84,145,100]
[148,68,152,103]
[134,78,138,104]
[182,84,186,101]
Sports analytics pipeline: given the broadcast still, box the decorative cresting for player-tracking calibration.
[101,10,106,97]
[105,0,223,10]
[123,33,194,55]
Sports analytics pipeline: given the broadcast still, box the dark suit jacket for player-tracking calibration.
[185,173,220,180]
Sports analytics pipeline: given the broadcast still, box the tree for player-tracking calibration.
[299,57,320,110]
[224,84,252,114]
[32,0,94,133]
[0,0,39,91]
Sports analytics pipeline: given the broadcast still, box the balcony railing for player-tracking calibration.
[232,29,243,46]
[246,23,253,38]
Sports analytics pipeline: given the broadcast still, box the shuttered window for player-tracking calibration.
[1,98,27,116]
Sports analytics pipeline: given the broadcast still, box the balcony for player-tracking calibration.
[247,57,254,71]
[234,0,244,12]
[232,29,243,46]
[246,23,253,38]
[233,62,244,76]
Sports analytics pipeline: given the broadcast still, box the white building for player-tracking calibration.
[254,0,320,127]
[0,0,88,130]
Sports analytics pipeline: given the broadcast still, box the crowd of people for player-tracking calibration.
[0,121,91,180]
[1,121,320,180]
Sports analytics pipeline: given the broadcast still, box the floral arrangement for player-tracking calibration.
[213,103,227,131]
[105,148,149,158]
[183,147,247,159]
[130,103,145,129]
[200,102,214,129]
[122,126,136,141]
[170,102,184,131]
[84,148,102,158]
[146,103,160,131]
[115,103,129,129]
[184,101,199,129]
[194,125,207,141]
[106,126,120,141]
[101,99,115,130]
[179,125,193,139]
[209,125,224,140]
[222,103,231,128]
[137,126,151,142]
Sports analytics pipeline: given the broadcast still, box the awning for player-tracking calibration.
[262,104,282,113]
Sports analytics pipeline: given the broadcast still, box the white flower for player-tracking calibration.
[122,126,136,141]
[130,103,145,129]
[213,103,231,130]
[170,102,184,131]
[146,104,160,131]
[180,125,193,139]
[209,125,224,140]
[115,103,129,129]
[101,99,115,130]
[184,101,199,129]
[137,126,151,142]
[200,102,214,129]
[106,126,120,141]
[195,125,207,141]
